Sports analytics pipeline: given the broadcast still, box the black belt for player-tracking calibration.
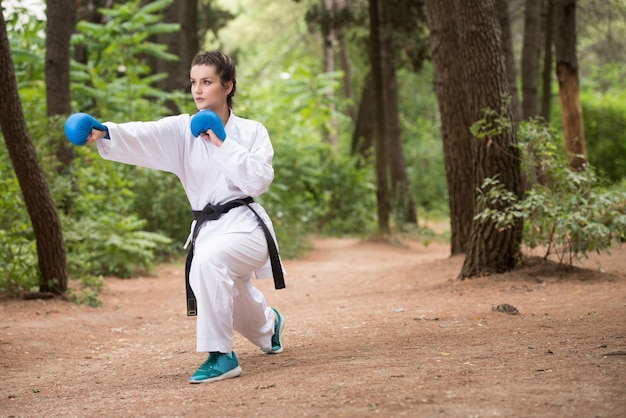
[184,197,285,316]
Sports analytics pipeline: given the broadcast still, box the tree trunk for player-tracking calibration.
[521,0,544,119]
[384,59,417,225]
[0,10,68,295]
[425,0,474,255]
[497,0,523,123]
[150,0,199,115]
[321,0,338,149]
[351,72,375,159]
[380,0,417,226]
[179,0,199,79]
[369,0,391,235]
[457,0,523,278]
[45,0,77,167]
[336,10,355,121]
[540,0,555,122]
[555,0,586,170]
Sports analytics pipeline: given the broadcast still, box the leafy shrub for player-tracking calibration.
[131,169,191,256]
[581,89,626,183]
[66,275,105,308]
[70,0,180,120]
[240,65,378,255]
[0,146,39,296]
[64,213,171,278]
[474,120,626,265]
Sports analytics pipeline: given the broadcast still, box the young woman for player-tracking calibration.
[64,51,285,383]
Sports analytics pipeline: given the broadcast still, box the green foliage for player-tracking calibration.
[238,64,377,255]
[581,88,626,183]
[70,0,181,120]
[398,65,448,216]
[4,6,46,115]
[131,168,191,253]
[57,147,172,278]
[548,63,626,184]
[64,213,171,279]
[0,165,39,296]
[474,120,626,265]
[66,275,105,308]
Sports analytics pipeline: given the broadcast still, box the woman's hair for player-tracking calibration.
[191,51,237,109]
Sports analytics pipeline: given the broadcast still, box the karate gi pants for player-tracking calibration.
[189,225,276,354]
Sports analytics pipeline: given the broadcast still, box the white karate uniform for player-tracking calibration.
[95,112,280,353]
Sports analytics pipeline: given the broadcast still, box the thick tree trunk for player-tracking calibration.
[0,10,68,294]
[521,0,544,119]
[425,0,474,255]
[369,0,391,234]
[45,0,77,167]
[457,0,523,278]
[555,0,586,170]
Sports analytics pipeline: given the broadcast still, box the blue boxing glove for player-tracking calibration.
[190,109,226,141]
[64,113,109,146]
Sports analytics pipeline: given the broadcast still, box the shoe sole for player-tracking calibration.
[188,366,242,384]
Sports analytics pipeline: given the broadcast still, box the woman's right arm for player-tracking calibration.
[96,115,190,175]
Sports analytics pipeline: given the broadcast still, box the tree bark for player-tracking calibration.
[384,58,417,225]
[555,0,586,170]
[351,72,375,159]
[320,0,338,149]
[45,0,77,167]
[369,0,391,234]
[336,3,355,121]
[521,0,544,119]
[381,0,417,226]
[425,0,474,255]
[0,9,68,294]
[540,0,555,122]
[497,0,523,123]
[457,0,523,278]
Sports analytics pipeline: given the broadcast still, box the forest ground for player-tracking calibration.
[1,236,625,417]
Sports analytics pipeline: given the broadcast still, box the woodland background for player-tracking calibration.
[0,0,625,303]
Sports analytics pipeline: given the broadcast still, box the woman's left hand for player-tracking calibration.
[200,130,223,147]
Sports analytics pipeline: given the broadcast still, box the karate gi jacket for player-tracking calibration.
[95,112,280,280]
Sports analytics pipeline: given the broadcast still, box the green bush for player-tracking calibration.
[70,0,180,120]
[240,64,378,255]
[0,170,39,296]
[131,168,191,256]
[581,89,626,183]
[474,120,626,265]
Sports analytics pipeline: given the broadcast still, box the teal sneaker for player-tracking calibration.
[189,351,242,384]
[261,308,284,354]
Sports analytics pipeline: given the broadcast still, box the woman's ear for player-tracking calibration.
[224,81,234,96]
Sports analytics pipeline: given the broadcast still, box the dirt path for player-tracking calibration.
[1,238,625,417]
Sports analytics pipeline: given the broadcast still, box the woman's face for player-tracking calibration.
[190,64,232,111]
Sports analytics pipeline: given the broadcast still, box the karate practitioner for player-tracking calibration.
[64,51,285,383]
